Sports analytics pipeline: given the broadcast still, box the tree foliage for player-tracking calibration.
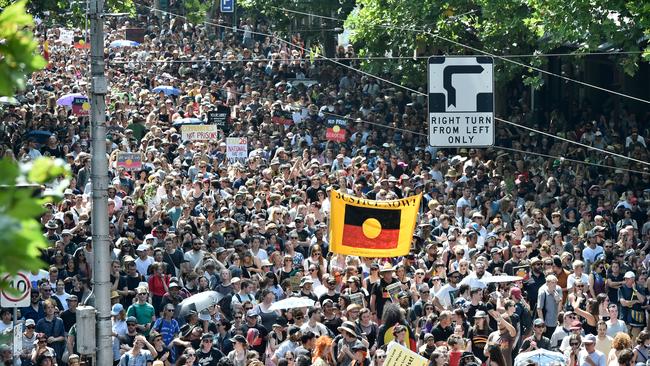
[0,0,46,96]
[0,1,71,291]
[0,0,135,28]
[345,0,650,86]
[0,158,71,291]
[240,0,355,55]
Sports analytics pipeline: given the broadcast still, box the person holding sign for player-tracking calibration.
[370,263,399,323]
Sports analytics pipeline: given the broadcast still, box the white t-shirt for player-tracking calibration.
[432,284,459,309]
[579,349,606,366]
[567,273,590,289]
[134,256,154,277]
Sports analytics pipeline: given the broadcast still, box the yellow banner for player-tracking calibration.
[328,191,421,258]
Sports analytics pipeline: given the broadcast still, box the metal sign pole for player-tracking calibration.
[12,307,18,366]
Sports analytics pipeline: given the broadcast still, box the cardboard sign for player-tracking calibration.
[271,110,294,126]
[125,28,145,43]
[326,117,347,142]
[116,152,143,171]
[385,343,428,366]
[59,29,74,45]
[207,105,230,130]
[71,97,90,116]
[226,137,248,163]
[182,125,220,141]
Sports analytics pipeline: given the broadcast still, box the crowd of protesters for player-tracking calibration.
[1,7,650,366]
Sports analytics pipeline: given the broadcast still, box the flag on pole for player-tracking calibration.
[329,191,421,258]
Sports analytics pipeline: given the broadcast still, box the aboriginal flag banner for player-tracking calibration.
[329,190,421,258]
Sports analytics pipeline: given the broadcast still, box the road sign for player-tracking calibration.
[220,0,234,12]
[1,272,31,308]
[428,56,494,147]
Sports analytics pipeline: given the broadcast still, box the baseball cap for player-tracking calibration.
[25,319,35,327]
[624,271,636,279]
[533,318,545,326]
[583,334,597,343]
[111,303,124,316]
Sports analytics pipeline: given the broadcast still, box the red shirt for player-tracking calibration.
[148,274,170,296]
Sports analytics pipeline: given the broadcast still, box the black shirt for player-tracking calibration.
[431,323,453,344]
[196,347,225,366]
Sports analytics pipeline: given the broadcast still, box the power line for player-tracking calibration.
[495,117,650,167]
[272,5,650,105]
[495,146,650,176]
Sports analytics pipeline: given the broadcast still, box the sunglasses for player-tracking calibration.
[295,316,304,320]
[202,339,212,343]
[286,357,294,361]
[570,342,580,347]
[377,355,386,360]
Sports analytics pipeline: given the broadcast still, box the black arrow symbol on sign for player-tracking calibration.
[443,65,485,108]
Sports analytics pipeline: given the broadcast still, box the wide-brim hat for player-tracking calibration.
[379,263,395,273]
[337,321,358,337]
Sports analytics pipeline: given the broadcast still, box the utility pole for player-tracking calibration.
[88,0,112,364]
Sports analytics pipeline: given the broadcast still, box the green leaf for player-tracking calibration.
[27,157,70,184]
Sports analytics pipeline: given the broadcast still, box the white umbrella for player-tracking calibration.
[269,297,315,311]
[481,275,524,284]
[514,349,566,366]
[459,276,487,289]
[176,291,224,319]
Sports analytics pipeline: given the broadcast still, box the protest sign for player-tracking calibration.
[116,152,143,171]
[226,137,248,163]
[326,116,347,142]
[384,343,428,366]
[349,292,364,306]
[207,105,230,131]
[125,28,145,43]
[71,97,90,116]
[181,125,220,141]
[386,282,402,302]
[271,110,294,125]
[59,29,74,45]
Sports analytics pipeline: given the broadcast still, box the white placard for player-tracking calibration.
[59,29,74,45]
[226,137,248,163]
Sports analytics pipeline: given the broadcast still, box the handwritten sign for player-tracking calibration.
[226,137,248,163]
[59,29,74,45]
[116,152,142,171]
[182,125,220,141]
[385,343,428,366]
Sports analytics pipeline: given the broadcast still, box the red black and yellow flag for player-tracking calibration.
[329,191,421,257]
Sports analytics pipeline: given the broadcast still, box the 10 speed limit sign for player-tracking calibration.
[1,272,31,307]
